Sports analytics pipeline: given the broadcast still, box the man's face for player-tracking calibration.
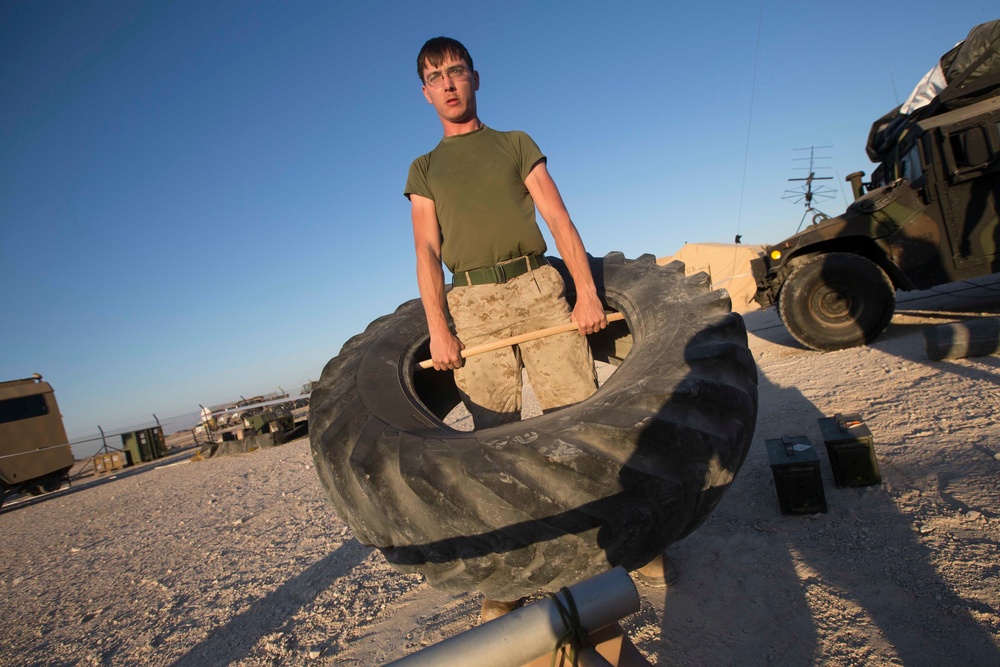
[420,55,479,126]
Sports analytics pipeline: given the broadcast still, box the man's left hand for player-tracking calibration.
[571,293,608,336]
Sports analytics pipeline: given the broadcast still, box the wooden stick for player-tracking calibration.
[418,312,625,370]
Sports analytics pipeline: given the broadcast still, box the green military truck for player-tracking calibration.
[752,20,1000,351]
[0,374,75,506]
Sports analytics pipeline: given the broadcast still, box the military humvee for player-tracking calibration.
[751,20,1000,351]
[242,408,294,435]
[0,374,75,505]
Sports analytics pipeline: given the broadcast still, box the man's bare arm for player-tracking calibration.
[524,162,607,335]
[410,194,465,369]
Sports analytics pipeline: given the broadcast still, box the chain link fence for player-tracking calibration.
[67,410,202,460]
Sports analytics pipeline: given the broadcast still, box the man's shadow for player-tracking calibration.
[641,361,1000,665]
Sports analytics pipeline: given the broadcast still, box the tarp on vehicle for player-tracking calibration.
[658,242,765,313]
[941,19,1000,91]
[868,19,1000,161]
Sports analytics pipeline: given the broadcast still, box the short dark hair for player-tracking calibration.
[417,37,474,82]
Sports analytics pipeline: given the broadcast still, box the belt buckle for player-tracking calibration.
[495,255,529,284]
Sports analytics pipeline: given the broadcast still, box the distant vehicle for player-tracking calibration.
[752,20,1000,351]
[0,374,75,506]
[242,408,294,435]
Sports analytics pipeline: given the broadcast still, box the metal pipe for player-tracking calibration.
[386,567,639,667]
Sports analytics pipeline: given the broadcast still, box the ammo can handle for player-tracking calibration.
[835,413,864,433]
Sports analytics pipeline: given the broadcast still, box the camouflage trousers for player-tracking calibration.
[446,264,597,429]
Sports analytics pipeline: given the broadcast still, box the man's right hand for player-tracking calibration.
[430,332,465,371]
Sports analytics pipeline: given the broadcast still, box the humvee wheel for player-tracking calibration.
[778,252,895,351]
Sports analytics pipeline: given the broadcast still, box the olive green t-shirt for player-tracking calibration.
[405,125,548,274]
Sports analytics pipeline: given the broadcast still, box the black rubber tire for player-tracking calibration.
[309,253,758,600]
[923,317,1000,360]
[778,252,895,352]
[39,475,62,493]
[27,472,65,496]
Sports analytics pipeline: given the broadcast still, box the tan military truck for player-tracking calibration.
[0,374,75,505]
[752,20,1000,350]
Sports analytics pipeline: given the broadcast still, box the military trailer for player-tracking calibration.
[752,20,1000,351]
[0,374,75,505]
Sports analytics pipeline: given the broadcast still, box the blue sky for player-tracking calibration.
[1,1,993,439]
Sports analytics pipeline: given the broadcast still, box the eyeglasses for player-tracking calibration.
[424,65,471,89]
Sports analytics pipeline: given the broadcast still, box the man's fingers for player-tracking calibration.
[576,315,607,336]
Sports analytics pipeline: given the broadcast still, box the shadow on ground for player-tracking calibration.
[168,539,371,667]
[639,355,999,665]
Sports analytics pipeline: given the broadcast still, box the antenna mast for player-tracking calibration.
[783,146,837,233]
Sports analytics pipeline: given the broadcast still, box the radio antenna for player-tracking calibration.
[783,146,837,233]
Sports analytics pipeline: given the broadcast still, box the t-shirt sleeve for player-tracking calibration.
[404,155,433,200]
[512,131,546,181]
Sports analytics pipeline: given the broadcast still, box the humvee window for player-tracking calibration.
[947,125,991,179]
[901,144,923,183]
[871,164,886,189]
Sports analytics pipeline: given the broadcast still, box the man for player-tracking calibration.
[404,36,671,622]
[405,36,606,432]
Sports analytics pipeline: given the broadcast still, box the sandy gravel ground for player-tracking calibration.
[2,276,998,666]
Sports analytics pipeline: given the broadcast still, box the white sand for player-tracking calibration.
[1,277,998,666]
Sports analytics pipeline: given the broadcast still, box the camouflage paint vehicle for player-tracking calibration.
[0,374,74,505]
[752,20,1000,351]
[242,407,294,435]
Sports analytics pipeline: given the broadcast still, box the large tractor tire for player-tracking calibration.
[309,253,758,601]
[778,252,895,351]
